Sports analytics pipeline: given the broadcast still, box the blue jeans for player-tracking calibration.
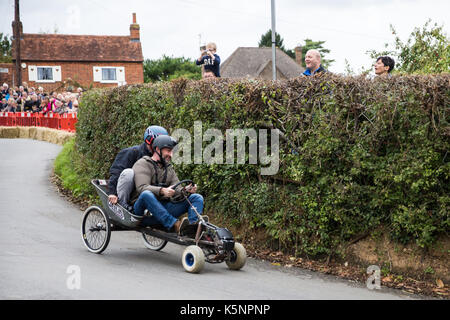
[133,191,204,229]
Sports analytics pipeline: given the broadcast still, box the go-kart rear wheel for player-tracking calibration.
[81,206,111,254]
[226,242,247,270]
[141,233,168,251]
[181,245,205,273]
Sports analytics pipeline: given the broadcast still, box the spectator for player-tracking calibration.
[202,70,216,80]
[0,98,7,111]
[20,91,34,112]
[302,49,327,76]
[374,56,395,77]
[5,88,14,101]
[30,94,41,113]
[4,98,17,113]
[71,94,79,112]
[37,87,45,98]
[22,82,29,93]
[42,96,57,114]
[1,83,8,99]
[196,42,221,77]
[77,87,83,97]
[12,92,20,107]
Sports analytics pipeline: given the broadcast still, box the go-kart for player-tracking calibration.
[81,179,247,273]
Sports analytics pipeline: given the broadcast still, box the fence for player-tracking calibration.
[0,112,77,132]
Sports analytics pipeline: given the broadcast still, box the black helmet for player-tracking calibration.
[152,135,178,152]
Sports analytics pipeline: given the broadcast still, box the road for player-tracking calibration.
[0,138,421,300]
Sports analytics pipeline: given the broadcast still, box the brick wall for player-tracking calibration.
[0,63,15,86]
[17,61,144,92]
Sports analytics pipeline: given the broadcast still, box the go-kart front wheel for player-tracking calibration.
[141,233,168,251]
[226,242,247,270]
[81,206,111,254]
[182,245,205,273]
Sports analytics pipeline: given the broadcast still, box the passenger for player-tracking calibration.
[130,135,204,234]
[107,125,168,211]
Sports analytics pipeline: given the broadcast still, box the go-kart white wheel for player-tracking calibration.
[182,245,205,273]
[141,233,168,251]
[81,206,111,254]
[226,242,247,270]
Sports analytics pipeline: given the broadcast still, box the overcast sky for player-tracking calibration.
[1,0,449,75]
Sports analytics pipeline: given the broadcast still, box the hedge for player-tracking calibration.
[73,74,450,257]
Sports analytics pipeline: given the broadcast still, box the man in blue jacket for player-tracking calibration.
[196,42,221,77]
[302,49,327,76]
[107,125,168,211]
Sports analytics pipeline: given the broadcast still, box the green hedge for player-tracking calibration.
[73,74,450,257]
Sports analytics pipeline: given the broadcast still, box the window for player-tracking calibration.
[93,66,125,84]
[102,68,117,81]
[28,66,61,83]
[38,67,53,81]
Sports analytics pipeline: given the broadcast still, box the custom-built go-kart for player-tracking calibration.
[81,179,246,273]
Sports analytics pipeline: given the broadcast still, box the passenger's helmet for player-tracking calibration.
[152,135,178,152]
[144,125,168,147]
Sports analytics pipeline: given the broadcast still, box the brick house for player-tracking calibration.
[4,13,143,92]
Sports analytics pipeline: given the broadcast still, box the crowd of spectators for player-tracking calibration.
[0,82,81,114]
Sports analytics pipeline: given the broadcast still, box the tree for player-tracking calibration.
[367,20,449,74]
[0,33,12,62]
[258,30,334,69]
[258,29,295,58]
[143,55,201,82]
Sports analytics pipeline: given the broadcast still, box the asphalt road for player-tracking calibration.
[0,138,421,300]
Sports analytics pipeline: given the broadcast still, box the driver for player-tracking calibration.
[130,135,204,234]
[107,125,168,211]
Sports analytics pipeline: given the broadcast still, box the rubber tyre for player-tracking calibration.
[226,242,247,270]
[142,233,168,251]
[81,206,111,254]
[181,245,205,273]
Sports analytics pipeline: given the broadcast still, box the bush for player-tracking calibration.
[74,74,450,256]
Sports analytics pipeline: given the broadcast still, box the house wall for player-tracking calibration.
[16,61,143,92]
[0,63,15,87]
[260,63,287,80]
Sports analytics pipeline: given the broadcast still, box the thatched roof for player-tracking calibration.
[221,47,305,79]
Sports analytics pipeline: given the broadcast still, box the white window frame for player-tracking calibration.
[93,66,125,84]
[28,65,61,83]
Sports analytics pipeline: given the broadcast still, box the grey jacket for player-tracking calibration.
[130,156,180,204]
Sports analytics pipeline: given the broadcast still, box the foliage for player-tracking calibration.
[258,30,334,69]
[54,137,93,200]
[258,29,293,57]
[143,55,201,82]
[73,74,449,257]
[0,33,12,62]
[367,20,450,74]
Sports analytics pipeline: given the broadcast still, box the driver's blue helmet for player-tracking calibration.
[144,125,168,147]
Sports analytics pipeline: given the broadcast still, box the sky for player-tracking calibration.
[1,0,449,75]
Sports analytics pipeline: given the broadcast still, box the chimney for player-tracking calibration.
[294,46,303,66]
[130,13,140,42]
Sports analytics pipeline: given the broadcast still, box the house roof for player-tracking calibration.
[221,47,305,79]
[13,33,143,62]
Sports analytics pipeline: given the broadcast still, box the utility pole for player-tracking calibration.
[12,0,22,87]
[271,0,276,80]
